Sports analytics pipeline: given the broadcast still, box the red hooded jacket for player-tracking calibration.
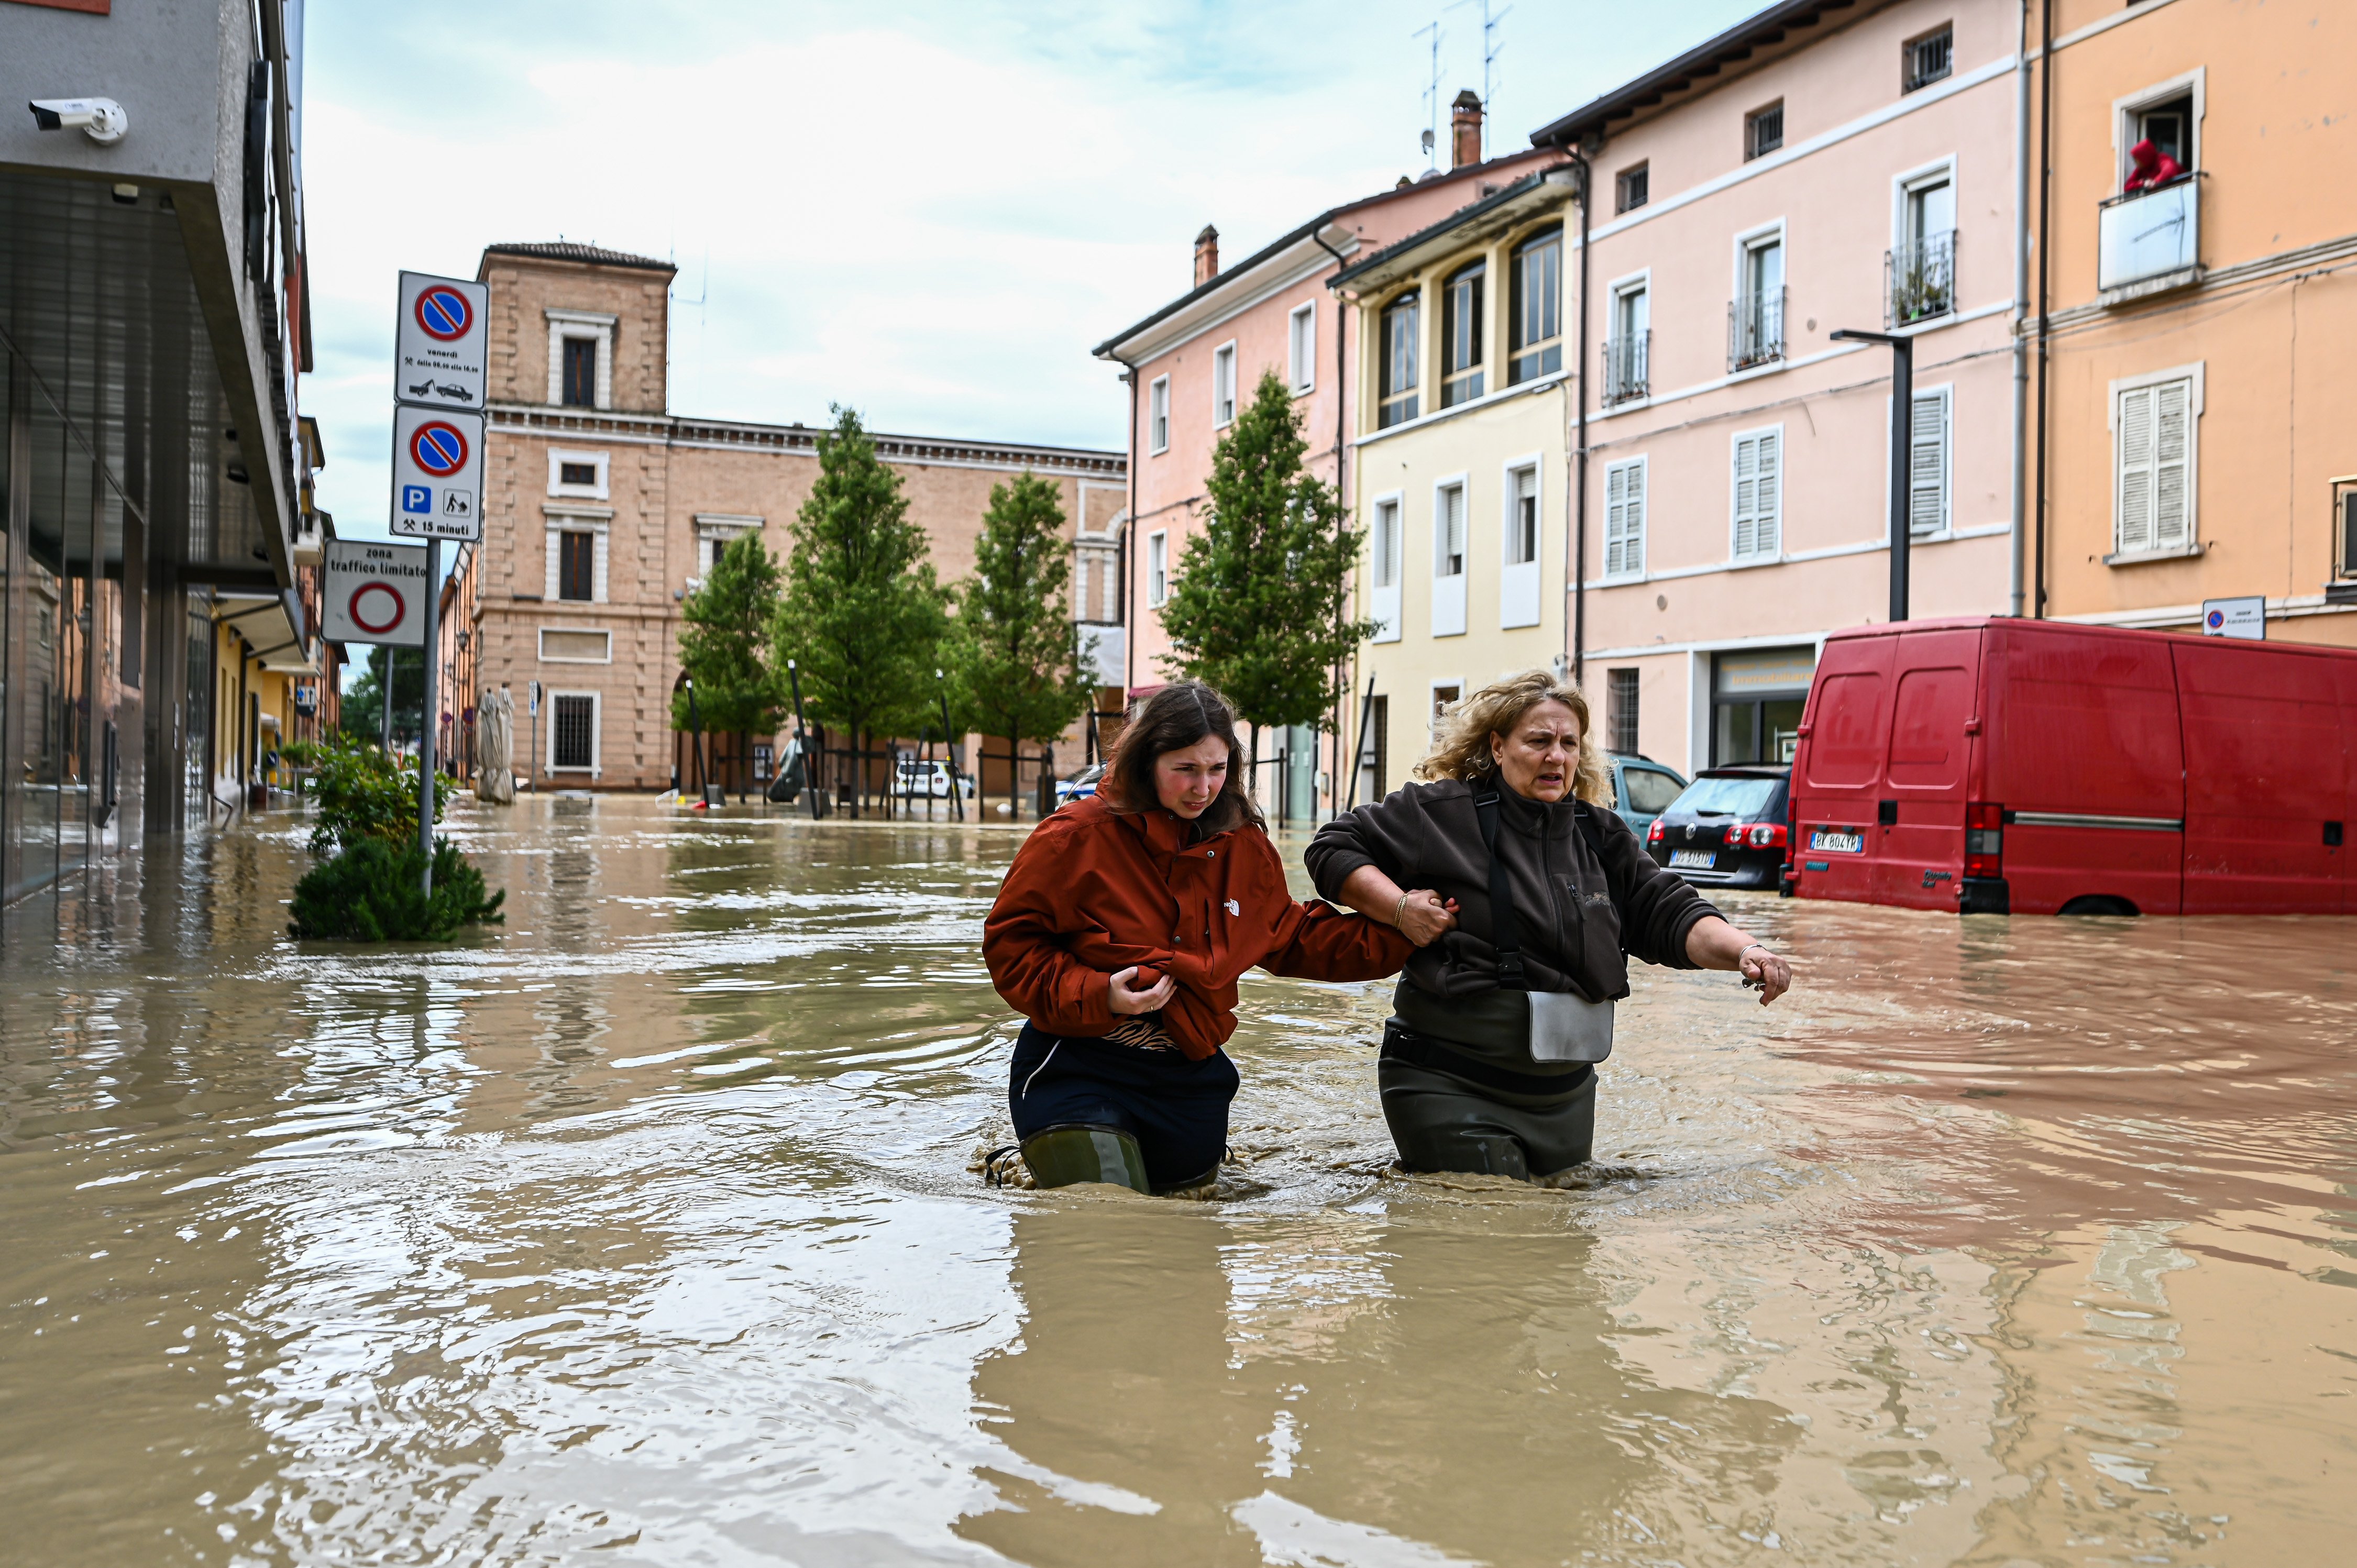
[984,794,1413,1061]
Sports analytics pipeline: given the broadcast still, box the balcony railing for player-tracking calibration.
[1727,286,1785,372]
[1886,229,1957,327]
[1602,331,1650,405]
[2098,177,2199,292]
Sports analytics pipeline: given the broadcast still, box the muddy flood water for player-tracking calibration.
[3,796,2354,1567]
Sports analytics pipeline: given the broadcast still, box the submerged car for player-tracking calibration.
[1605,754,1688,840]
[1645,765,1791,889]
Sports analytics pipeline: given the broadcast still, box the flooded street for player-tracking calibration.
[4,796,2354,1567]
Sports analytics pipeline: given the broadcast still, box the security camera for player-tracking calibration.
[28,98,129,145]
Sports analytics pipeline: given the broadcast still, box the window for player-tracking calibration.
[2339,488,2357,582]
[1440,261,1485,407]
[559,462,595,487]
[1288,302,1316,394]
[1731,428,1782,561]
[1432,481,1467,637]
[2114,374,2195,556]
[1429,683,1462,744]
[1909,389,1951,536]
[1607,669,1642,755]
[1745,101,1784,161]
[557,531,596,601]
[1147,531,1169,607]
[1371,496,1403,643]
[1507,466,1539,566]
[1213,342,1237,427]
[1903,26,1953,93]
[551,694,597,771]
[1604,458,1646,577]
[1359,695,1389,801]
[1615,164,1649,214]
[1731,233,1784,371]
[1379,292,1419,427]
[1892,170,1957,324]
[2133,93,2195,172]
[1508,228,1562,384]
[561,336,598,407]
[696,516,762,578]
[1605,280,1649,403]
[547,448,609,498]
[1149,376,1170,454]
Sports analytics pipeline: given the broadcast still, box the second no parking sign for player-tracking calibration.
[389,405,485,543]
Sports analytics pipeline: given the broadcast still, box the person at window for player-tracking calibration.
[2122,138,2186,194]
[1305,670,1793,1182]
[984,681,1417,1194]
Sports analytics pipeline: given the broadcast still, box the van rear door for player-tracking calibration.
[2177,641,2349,914]
[1790,632,1892,904]
[1870,628,1982,908]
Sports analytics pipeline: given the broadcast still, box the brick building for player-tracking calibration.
[449,241,1127,794]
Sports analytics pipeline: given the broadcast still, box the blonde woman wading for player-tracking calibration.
[1306,670,1794,1180]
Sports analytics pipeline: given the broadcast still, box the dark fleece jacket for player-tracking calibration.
[1303,778,1721,1004]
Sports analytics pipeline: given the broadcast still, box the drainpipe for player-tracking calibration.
[1313,223,1351,821]
[2032,0,2053,619]
[2009,1,2031,618]
[1114,352,1138,699]
[1568,150,1593,685]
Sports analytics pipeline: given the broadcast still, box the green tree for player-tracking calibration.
[1159,368,1373,787]
[340,644,426,746]
[770,406,948,815]
[944,471,1094,818]
[673,529,785,793]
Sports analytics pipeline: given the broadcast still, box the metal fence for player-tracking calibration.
[1886,230,1957,327]
[1727,286,1786,372]
[1602,330,1650,405]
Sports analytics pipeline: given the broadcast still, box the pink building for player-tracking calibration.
[1532,0,2026,773]
[1094,102,1560,820]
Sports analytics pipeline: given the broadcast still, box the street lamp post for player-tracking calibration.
[1831,328,1915,623]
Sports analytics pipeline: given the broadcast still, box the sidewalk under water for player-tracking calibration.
[2,796,2352,1564]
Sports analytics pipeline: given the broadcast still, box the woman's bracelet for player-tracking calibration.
[1393,891,1411,928]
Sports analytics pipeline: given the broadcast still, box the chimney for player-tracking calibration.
[1451,90,1483,170]
[1193,224,1220,286]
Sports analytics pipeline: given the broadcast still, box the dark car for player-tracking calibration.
[1645,765,1791,888]
[1605,754,1688,840]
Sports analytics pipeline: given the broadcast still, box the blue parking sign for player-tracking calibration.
[401,483,432,515]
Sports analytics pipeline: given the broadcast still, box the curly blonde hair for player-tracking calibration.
[1412,668,1612,805]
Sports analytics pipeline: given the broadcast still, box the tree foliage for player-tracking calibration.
[1158,369,1372,732]
[944,472,1093,809]
[770,407,948,760]
[673,529,785,735]
[340,644,425,743]
[289,837,505,941]
[302,731,453,856]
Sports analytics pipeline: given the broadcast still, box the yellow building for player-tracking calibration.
[1331,172,1580,796]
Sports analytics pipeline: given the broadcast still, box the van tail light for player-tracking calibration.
[1647,819,1666,845]
[1964,801,2005,878]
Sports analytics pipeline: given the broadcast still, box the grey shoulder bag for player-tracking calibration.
[1473,782,1615,1064]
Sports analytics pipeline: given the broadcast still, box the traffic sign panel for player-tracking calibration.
[390,405,484,542]
[395,270,489,412]
[324,538,429,647]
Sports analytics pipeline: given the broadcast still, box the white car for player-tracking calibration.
[1054,763,1106,805]
[893,759,974,799]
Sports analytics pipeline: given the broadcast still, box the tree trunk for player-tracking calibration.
[1007,732,1020,821]
[1248,721,1260,815]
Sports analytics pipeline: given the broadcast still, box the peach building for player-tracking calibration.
[1094,104,1559,820]
[449,242,1126,794]
[2029,0,2357,644]
[1526,0,2027,777]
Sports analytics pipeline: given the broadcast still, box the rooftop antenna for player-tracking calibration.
[1414,19,1442,170]
[1449,0,1509,160]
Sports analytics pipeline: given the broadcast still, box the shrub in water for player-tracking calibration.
[289,837,505,941]
[303,733,454,856]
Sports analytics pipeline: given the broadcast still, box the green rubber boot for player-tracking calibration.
[1019,1124,1151,1193]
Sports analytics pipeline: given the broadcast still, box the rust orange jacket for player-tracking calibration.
[983,794,1414,1061]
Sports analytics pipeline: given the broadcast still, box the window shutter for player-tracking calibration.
[2117,385,2155,553]
[1909,392,1947,536]
[1755,430,1780,556]
[1606,461,1644,576]
[1732,436,1757,558]
[545,527,561,599]
[2152,379,2191,549]
[593,530,609,603]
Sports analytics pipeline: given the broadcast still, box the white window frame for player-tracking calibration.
[1149,375,1171,455]
[1147,529,1169,608]
[545,309,616,410]
[1728,425,1784,564]
[1606,269,1650,401]
[1731,219,1788,371]
[692,513,764,584]
[1428,678,1466,746]
[1500,455,1543,628]
[1890,156,1959,250]
[544,509,611,603]
[1288,302,1317,395]
[1603,457,1647,581]
[1907,387,1952,538]
[1369,491,1404,644]
[1212,341,1238,428]
[547,447,610,500]
[1430,474,1469,638]
[546,689,602,777]
[2112,68,2205,187]
[537,627,613,664]
[2107,362,2204,562]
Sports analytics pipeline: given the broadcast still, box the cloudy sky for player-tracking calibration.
[302,1,1763,538]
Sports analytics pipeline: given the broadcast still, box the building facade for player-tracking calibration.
[461,242,1126,794]
[2031,0,2357,645]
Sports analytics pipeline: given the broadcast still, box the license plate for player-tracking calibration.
[1810,830,1865,854]
[1669,849,1716,869]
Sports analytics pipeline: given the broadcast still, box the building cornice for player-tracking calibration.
[484,404,1125,476]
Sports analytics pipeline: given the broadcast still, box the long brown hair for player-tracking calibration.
[1102,680,1265,836]
[1412,668,1611,807]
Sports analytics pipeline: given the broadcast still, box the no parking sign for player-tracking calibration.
[324,538,428,647]
[389,405,484,542]
[394,271,488,412]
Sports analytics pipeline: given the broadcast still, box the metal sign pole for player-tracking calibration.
[418,537,439,894]
[936,672,964,823]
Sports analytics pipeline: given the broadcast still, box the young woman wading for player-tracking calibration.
[1306,669,1794,1181]
[984,682,1416,1193]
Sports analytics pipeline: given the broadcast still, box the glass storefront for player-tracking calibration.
[1711,645,1815,766]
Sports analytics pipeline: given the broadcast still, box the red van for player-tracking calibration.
[1786,617,2357,916]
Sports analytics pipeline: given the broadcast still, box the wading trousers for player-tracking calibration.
[1008,1022,1238,1190]
[1378,1021,1597,1180]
